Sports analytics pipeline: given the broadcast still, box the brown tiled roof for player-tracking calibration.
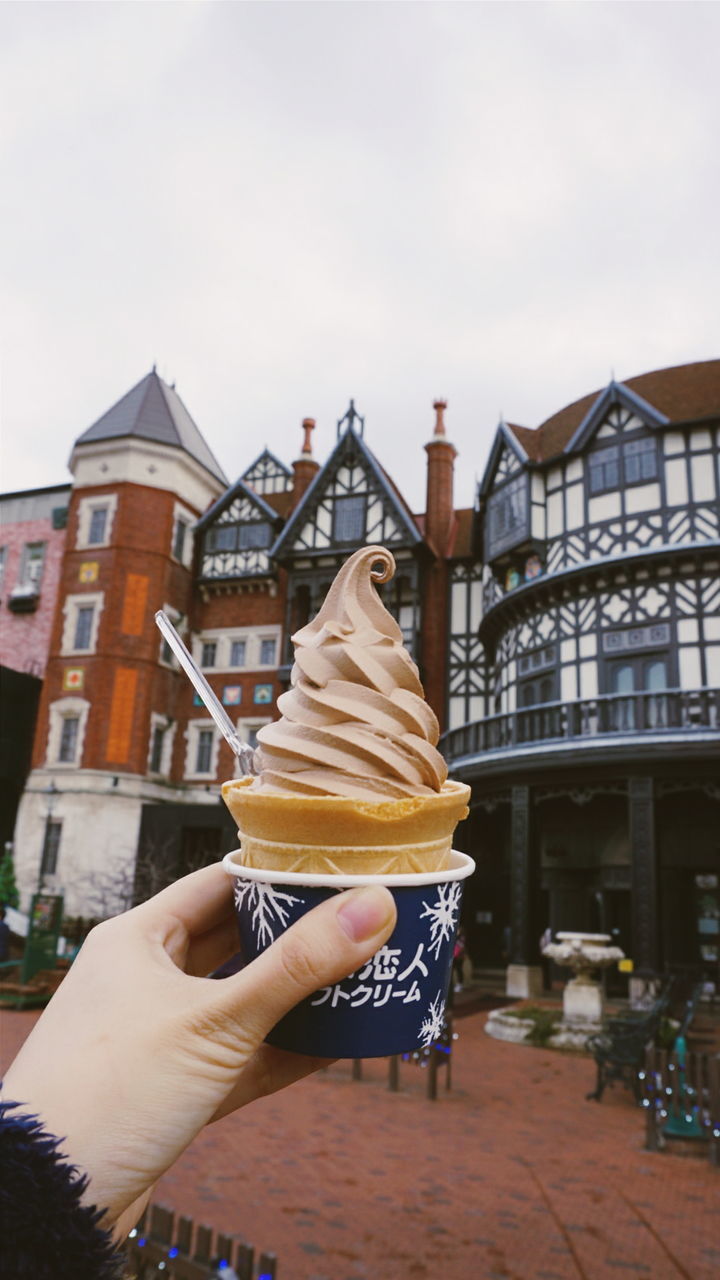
[506,423,542,461]
[262,490,296,518]
[515,360,720,463]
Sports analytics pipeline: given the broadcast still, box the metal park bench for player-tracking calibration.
[126,1203,278,1279]
[585,982,674,1103]
[641,1040,720,1168]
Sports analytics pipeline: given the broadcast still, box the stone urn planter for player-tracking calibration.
[542,931,624,1044]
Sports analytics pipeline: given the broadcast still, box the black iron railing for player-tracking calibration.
[441,688,720,761]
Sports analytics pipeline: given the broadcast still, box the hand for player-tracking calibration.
[3,863,396,1236]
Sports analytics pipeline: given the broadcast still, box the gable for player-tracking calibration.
[272,426,421,560]
[478,423,528,499]
[196,478,279,580]
[566,382,668,454]
[243,449,292,496]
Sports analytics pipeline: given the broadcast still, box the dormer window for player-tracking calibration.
[588,438,658,495]
[205,521,271,553]
[333,495,365,543]
[239,522,271,549]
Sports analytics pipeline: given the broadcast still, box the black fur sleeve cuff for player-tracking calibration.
[0,1095,126,1280]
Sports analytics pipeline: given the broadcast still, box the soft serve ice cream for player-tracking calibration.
[253,545,447,799]
[222,545,469,874]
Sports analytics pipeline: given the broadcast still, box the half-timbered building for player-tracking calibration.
[443,361,720,995]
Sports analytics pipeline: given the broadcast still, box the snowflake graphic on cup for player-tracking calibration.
[233,879,302,948]
[419,990,446,1048]
[419,881,462,958]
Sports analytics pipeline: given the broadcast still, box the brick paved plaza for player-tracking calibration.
[1,1003,716,1279]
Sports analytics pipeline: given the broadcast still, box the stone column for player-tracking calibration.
[506,784,542,997]
[629,776,658,974]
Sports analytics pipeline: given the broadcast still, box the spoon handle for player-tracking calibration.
[154,611,257,776]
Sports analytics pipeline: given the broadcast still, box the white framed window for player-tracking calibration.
[184,719,220,780]
[201,640,217,668]
[76,494,118,549]
[230,638,247,667]
[158,604,183,667]
[237,718,272,752]
[193,626,283,672]
[61,592,104,656]
[171,502,195,568]
[20,542,46,587]
[259,636,277,666]
[47,696,90,767]
[147,713,175,776]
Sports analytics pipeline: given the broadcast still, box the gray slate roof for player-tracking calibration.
[75,370,228,483]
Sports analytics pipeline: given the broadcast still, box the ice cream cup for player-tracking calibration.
[221,777,471,876]
[222,849,475,1058]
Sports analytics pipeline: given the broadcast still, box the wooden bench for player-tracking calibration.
[126,1203,278,1279]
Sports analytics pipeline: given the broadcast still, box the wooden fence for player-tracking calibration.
[641,1045,720,1167]
[126,1203,277,1278]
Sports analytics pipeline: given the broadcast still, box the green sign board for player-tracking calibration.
[22,893,64,984]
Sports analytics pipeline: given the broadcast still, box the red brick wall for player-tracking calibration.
[33,481,198,774]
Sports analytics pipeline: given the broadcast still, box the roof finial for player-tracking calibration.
[301,417,315,456]
[152,362,157,374]
[432,399,447,437]
[337,399,365,438]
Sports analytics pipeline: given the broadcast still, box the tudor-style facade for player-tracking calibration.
[442,363,720,996]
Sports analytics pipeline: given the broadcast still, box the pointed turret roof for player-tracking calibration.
[74,369,228,483]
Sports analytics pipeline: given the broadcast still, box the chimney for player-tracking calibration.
[291,417,320,509]
[424,399,457,556]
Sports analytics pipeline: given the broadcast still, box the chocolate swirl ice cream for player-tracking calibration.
[253,546,448,800]
[222,544,469,874]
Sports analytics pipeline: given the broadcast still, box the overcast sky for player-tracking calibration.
[1,1,718,513]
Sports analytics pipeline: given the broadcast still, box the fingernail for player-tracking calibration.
[337,886,395,943]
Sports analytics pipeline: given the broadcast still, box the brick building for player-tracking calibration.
[2,360,719,992]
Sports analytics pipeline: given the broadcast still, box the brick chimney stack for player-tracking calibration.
[421,401,457,732]
[291,417,320,509]
[424,399,457,557]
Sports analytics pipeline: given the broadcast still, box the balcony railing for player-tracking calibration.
[441,688,720,762]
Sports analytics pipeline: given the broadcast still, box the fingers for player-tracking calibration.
[208,885,396,1044]
[183,917,243,978]
[135,862,235,936]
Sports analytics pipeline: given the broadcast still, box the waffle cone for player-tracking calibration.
[221,777,470,875]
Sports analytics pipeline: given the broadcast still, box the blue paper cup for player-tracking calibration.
[222,850,475,1058]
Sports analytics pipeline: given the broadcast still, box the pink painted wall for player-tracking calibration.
[0,492,69,677]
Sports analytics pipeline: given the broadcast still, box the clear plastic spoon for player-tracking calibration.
[154,610,257,776]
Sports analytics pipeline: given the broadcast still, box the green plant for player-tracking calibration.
[503,1003,559,1047]
[0,848,19,909]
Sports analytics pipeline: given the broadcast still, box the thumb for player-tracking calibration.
[212,885,397,1043]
